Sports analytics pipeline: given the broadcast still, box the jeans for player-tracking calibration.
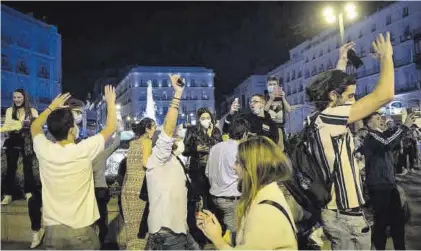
[369,188,405,250]
[44,224,100,250]
[149,228,200,250]
[95,187,110,248]
[212,196,238,232]
[321,209,371,250]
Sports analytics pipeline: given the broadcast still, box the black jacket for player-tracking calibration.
[223,110,279,143]
[363,126,408,190]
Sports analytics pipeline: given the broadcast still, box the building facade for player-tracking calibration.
[1,4,62,112]
[97,66,215,128]
[269,1,421,134]
[219,75,267,116]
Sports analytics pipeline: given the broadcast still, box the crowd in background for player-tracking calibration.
[0,31,420,251]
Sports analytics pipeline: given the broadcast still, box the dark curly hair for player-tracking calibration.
[306,70,356,111]
[47,108,75,141]
[132,117,155,137]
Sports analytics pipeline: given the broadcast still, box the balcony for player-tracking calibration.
[395,82,420,94]
[400,33,412,43]
[357,65,380,79]
[394,56,412,68]
[414,28,421,40]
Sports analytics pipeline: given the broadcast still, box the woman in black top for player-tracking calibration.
[1,89,43,248]
[183,107,222,247]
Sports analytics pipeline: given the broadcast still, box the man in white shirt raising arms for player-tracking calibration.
[146,74,200,250]
[30,85,117,249]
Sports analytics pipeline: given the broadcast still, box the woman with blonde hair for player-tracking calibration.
[197,136,298,250]
[121,117,156,250]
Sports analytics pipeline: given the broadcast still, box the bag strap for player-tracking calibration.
[176,155,192,187]
[258,200,297,240]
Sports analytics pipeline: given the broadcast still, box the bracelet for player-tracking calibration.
[47,107,53,112]
[173,97,181,100]
[169,106,179,110]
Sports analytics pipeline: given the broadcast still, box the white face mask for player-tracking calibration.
[178,128,186,138]
[73,113,83,125]
[267,86,274,93]
[173,141,185,156]
[200,119,212,129]
[252,107,263,115]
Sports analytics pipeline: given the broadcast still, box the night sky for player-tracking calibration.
[5,1,390,102]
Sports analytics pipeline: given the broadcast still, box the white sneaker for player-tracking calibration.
[30,228,45,249]
[25,193,33,202]
[1,195,12,205]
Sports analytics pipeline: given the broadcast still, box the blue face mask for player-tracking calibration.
[267,86,274,93]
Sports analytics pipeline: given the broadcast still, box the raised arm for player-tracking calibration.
[162,74,184,137]
[31,93,71,138]
[348,32,394,124]
[336,42,355,72]
[99,85,117,142]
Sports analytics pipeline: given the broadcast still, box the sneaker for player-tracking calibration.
[1,195,12,205]
[25,193,33,202]
[30,228,45,249]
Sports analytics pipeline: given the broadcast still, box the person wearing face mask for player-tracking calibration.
[65,98,86,141]
[1,89,44,248]
[265,76,292,151]
[223,94,278,144]
[146,74,200,250]
[121,117,156,250]
[183,107,222,247]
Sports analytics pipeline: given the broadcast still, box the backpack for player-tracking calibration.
[284,112,336,216]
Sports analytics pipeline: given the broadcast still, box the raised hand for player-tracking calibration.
[169,74,184,95]
[230,98,240,114]
[339,42,356,61]
[104,85,116,104]
[372,32,393,58]
[49,93,71,111]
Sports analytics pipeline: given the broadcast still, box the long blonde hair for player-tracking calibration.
[236,136,292,225]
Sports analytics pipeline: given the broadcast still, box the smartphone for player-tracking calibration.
[347,50,364,69]
[177,77,185,87]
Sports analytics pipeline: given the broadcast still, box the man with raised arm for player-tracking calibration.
[305,32,394,250]
[146,74,200,250]
[30,86,117,249]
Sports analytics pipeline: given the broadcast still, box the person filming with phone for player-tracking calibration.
[265,76,292,151]
[223,95,278,144]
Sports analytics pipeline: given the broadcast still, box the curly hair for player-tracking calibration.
[306,70,356,111]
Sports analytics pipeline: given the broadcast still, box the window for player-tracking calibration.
[286,72,290,82]
[1,54,11,71]
[371,23,376,32]
[38,63,50,79]
[327,60,333,70]
[312,53,316,60]
[305,69,310,78]
[162,79,168,87]
[297,70,302,78]
[386,15,392,25]
[319,49,323,57]
[16,59,29,75]
[191,79,196,87]
[327,46,331,53]
[162,91,168,100]
[358,31,363,39]
[291,70,296,80]
[305,57,309,63]
[152,79,158,87]
[336,40,340,49]
[403,7,409,17]
[311,66,317,76]
[279,77,284,85]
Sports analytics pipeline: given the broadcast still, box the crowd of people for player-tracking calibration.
[1,31,420,250]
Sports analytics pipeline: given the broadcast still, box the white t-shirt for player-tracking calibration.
[33,134,105,228]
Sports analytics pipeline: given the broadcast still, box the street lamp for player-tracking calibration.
[126,116,131,121]
[116,104,121,110]
[323,3,358,44]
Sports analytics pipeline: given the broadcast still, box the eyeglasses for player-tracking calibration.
[249,100,262,105]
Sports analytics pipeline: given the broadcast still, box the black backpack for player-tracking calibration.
[284,112,336,216]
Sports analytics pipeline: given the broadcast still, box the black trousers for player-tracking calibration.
[369,187,405,250]
[95,187,111,248]
[4,147,37,195]
[28,189,42,231]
